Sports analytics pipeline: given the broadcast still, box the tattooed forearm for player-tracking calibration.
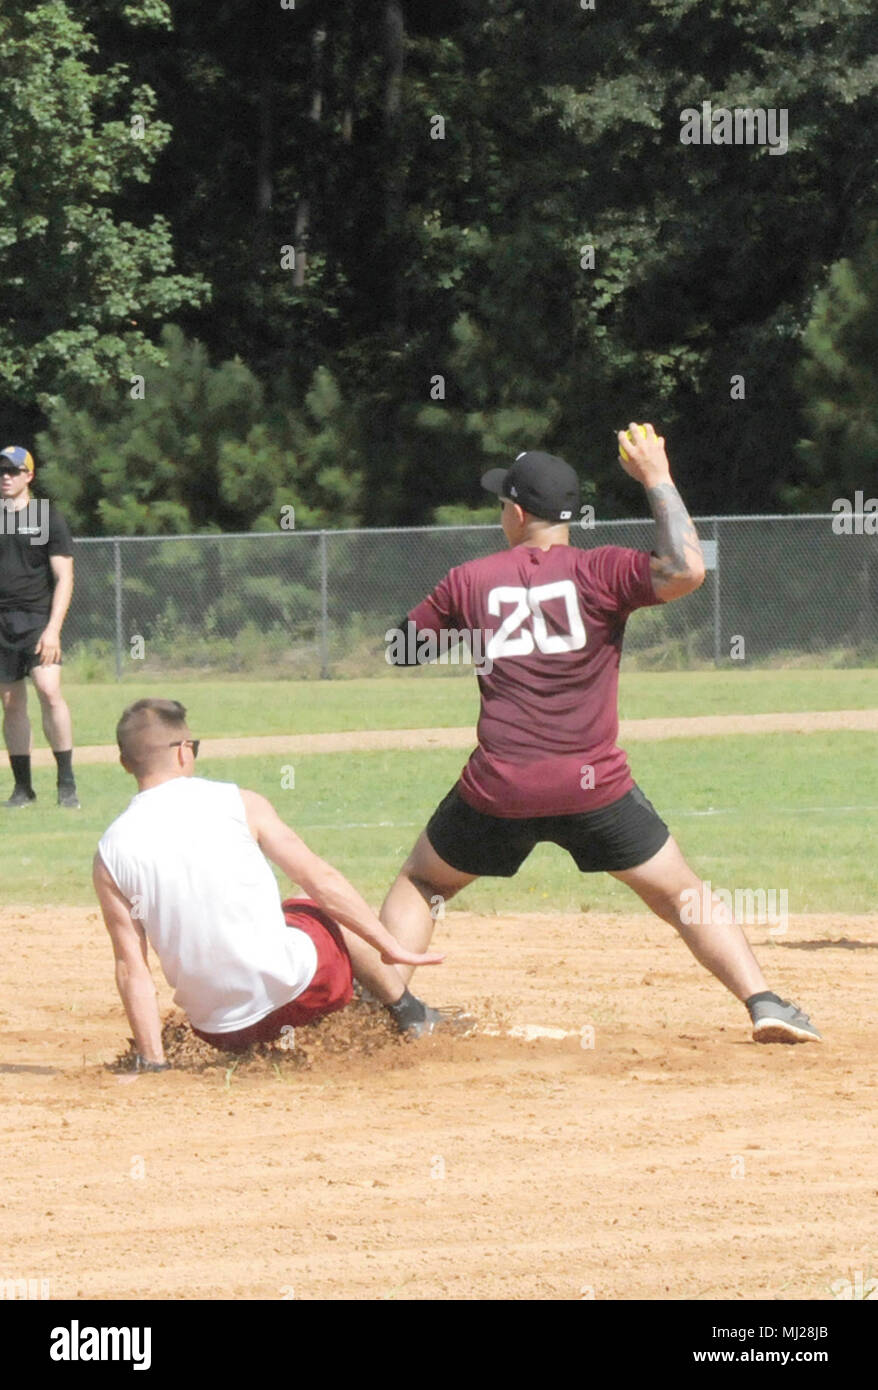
[646,482,704,583]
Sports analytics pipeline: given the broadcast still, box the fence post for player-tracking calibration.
[113,539,124,681]
[319,530,330,679]
[712,519,721,667]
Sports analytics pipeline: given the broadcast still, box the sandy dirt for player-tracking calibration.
[2,905,876,1301]
[27,706,878,766]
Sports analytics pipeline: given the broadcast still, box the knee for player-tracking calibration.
[407,869,460,907]
[655,892,687,926]
[34,683,63,710]
[1,684,26,713]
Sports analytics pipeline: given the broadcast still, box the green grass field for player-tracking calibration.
[24,666,878,745]
[5,666,876,914]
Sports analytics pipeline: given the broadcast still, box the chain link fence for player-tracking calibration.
[66,516,878,679]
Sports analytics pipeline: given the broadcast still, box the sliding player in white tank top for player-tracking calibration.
[93,698,452,1069]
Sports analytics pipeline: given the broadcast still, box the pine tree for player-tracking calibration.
[791,223,878,507]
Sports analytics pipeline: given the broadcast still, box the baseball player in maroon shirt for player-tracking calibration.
[381,424,820,1045]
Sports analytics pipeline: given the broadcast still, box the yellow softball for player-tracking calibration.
[619,423,648,463]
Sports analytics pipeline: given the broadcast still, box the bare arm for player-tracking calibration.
[239,790,444,969]
[36,555,74,665]
[92,852,165,1064]
[645,481,705,599]
[617,423,705,602]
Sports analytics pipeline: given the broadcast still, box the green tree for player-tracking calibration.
[15,0,878,524]
[35,325,362,534]
[789,222,878,507]
[0,0,207,435]
[403,0,878,517]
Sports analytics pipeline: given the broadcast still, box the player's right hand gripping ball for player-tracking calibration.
[618,423,648,463]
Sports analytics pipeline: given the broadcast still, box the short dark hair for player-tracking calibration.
[116,698,188,776]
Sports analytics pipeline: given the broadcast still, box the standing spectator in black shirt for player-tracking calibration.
[0,446,79,808]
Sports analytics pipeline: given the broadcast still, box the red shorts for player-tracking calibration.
[191,898,354,1053]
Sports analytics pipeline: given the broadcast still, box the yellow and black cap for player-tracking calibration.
[0,446,35,474]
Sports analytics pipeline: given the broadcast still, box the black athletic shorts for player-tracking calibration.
[426,783,670,877]
[0,610,50,684]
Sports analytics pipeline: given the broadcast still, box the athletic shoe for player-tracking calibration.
[57,785,81,809]
[750,997,822,1044]
[4,786,36,808]
[402,1005,478,1039]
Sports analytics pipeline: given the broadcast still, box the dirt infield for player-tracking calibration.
[2,905,876,1300]
[26,706,878,766]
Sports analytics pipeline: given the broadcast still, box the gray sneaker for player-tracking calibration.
[4,786,36,808]
[57,785,81,809]
[403,1006,478,1040]
[749,996,822,1044]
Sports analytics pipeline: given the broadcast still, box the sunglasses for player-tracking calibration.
[0,467,23,476]
[168,739,200,759]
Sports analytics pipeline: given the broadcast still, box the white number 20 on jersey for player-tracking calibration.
[486,580,586,659]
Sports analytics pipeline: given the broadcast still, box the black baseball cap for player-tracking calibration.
[481,450,579,522]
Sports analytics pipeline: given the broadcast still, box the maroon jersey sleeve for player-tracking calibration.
[407,569,462,633]
[585,546,660,619]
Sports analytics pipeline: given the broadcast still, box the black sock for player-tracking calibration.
[386,988,428,1030]
[53,749,74,787]
[10,754,32,791]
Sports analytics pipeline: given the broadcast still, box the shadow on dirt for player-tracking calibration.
[773,938,878,951]
[0,1063,58,1074]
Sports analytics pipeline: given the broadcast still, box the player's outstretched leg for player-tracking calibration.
[380,831,477,989]
[31,663,79,808]
[335,917,470,1038]
[610,837,821,1044]
[1,679,35,807]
